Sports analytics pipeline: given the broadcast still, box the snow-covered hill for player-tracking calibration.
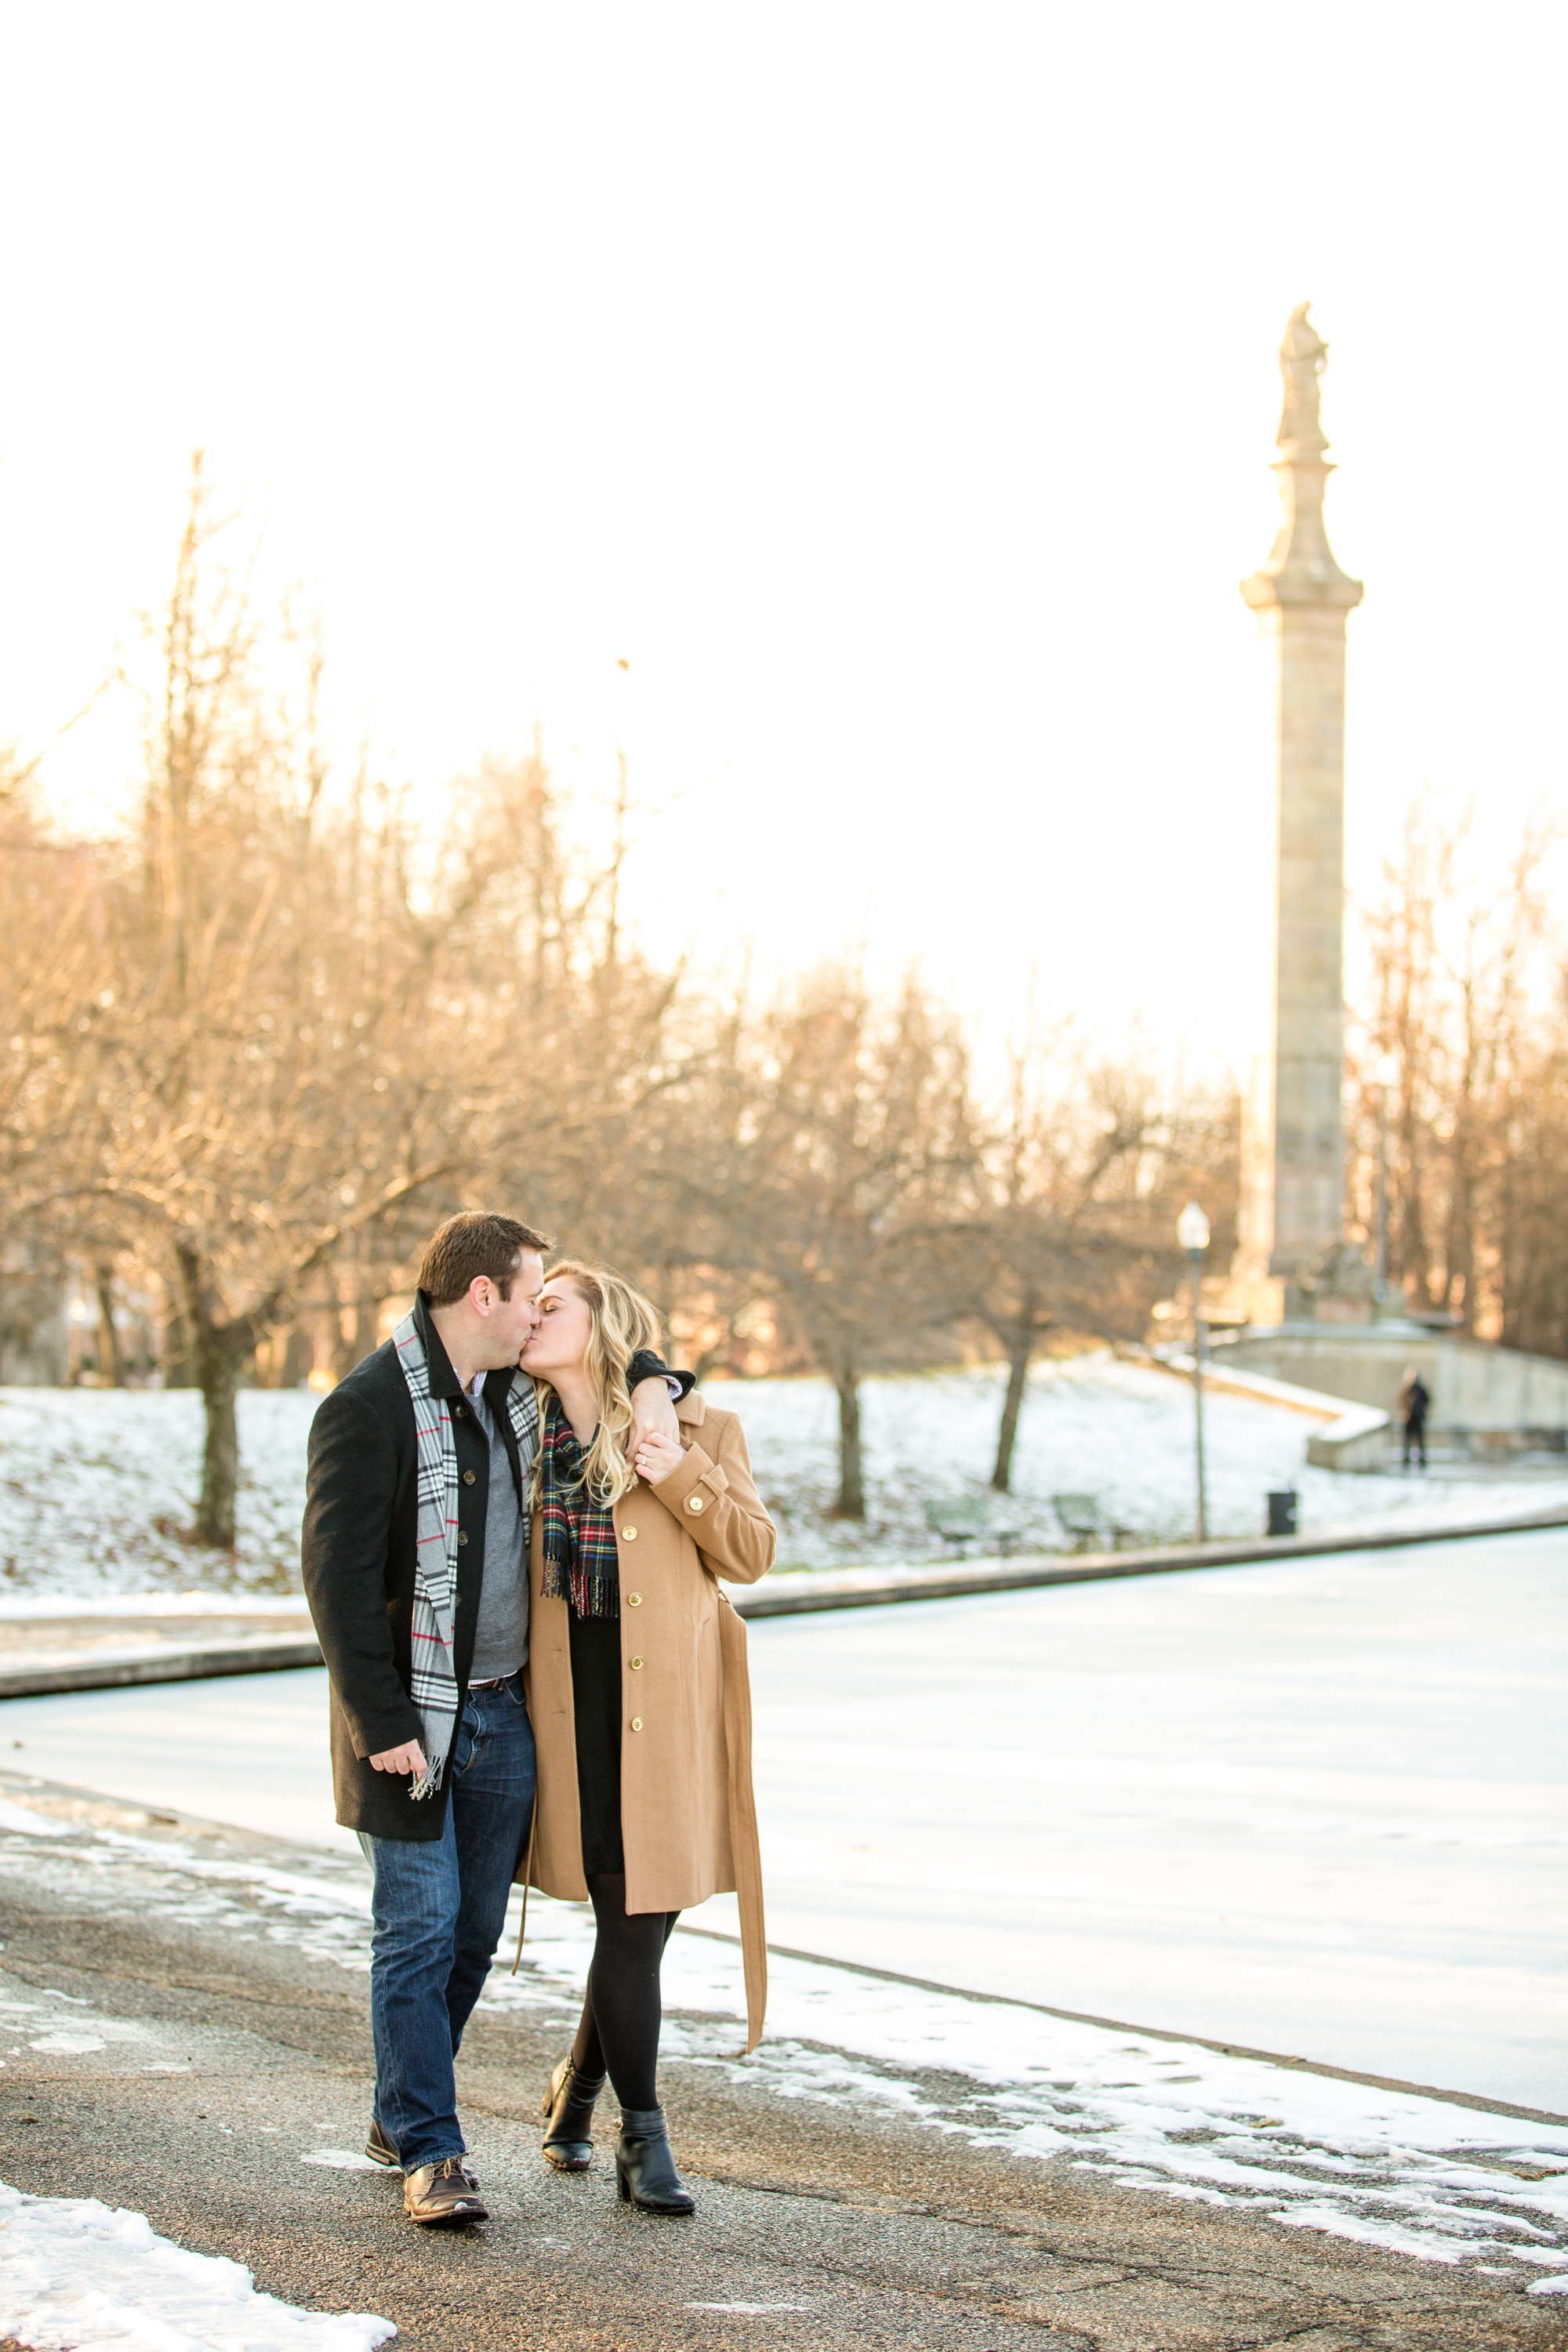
[3,1358,1565,1602]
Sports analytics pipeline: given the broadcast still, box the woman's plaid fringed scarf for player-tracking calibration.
[538,1393,620,1619]
[393,1310,538,1798]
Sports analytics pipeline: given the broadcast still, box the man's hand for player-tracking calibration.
[368,1739,429,1777]
[633,1428,684,1485]
[628,1375,681,1460]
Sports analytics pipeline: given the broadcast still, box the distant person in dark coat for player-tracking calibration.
[1398,1367,1430,1469]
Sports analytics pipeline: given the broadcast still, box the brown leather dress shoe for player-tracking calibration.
[365,2114,401,2171]
[403,2157,487,2226]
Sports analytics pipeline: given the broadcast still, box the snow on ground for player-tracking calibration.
[0,1388,315,1598]
[3,1363,1566,1600]
[0,1790,1563,2278]
[0,2175,393,2352]
[734,1359,1568,1571]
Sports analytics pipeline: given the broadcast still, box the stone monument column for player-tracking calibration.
[1239,303,1363,1324]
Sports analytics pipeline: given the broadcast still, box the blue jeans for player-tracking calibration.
[358,1675,535,2172]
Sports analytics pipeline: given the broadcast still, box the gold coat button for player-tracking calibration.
[621,1524,638,1541]
[462,1470,475,1486]
[626,1592,641,1607]
[630,1656,644,1670]
[457,1530,469,1545]
[687,1494,705,1513]
[630,1716,643,1732]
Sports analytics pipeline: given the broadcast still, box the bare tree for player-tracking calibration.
[671,968,971,1517]
[1492,981,1568,1357]
[941,1033,1238,1491]
[5,469,550,1542]
[962,1048,1229,1490]
[1350,800,1554,1335]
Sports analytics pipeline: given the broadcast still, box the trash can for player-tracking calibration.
[1266,1489,1298,1537]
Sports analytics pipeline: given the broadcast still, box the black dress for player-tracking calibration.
[568,1608,624,1875]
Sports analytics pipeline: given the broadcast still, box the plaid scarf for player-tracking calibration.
[537,1393,620,1619]
[393,1309,539,1798]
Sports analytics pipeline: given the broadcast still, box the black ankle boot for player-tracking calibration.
[540,2056,605,2170]
[615,2105,695,2215]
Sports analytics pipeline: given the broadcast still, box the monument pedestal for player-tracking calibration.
[1218,1319,1568,1450]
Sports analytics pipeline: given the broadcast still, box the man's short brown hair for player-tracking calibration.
[418,1212,551,1308]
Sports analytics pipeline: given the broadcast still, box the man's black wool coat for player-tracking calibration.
[300,1290,685,1842]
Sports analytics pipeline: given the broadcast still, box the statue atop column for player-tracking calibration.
[1242,301,1361,609]
[1237,305,1363,1326]
[1276,301,1330,459]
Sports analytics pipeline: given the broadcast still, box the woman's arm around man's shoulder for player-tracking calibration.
[645,1399,775,1586]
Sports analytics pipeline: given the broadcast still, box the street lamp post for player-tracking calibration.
[1177,1201,1210,1544]
[1374,1051,1399,1306]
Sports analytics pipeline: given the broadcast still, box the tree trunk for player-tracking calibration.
[162,1289,197,1387]
[991,1323,1035,1493]
[832,1368,865,1519]
[94,1266,124,1387]
[194,1348,243,1548]
[328,1284,381,1378]
[280,1321,314,1387]
[175,1240,252,1550]
[350,1294,379,1367]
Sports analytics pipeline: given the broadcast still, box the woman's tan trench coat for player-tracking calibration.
[521,1388,775,2050]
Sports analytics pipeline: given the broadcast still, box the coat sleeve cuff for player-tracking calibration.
[629,1349,695,1399]
[648,1440,730,1519]
[343,1698,426,1761]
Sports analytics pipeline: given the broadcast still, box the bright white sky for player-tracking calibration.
[1,2,1563,1070]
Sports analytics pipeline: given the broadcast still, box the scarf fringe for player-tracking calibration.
[540,1546,620,1619]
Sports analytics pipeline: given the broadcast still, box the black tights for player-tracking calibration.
[570,1872,679,2111]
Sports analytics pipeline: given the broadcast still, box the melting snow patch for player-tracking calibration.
[0,2177,395,2350]
[300,2151,383,2171]
[650,1934,1568,2270]
[476,1899,1568,2270]
[0,1803,378,1985]
[0,1797,78,1835]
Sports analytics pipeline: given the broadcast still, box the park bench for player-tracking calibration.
[1050,1492,1102,1550]
[1049,1493,1142,1552]
[924,1495,1022,1556]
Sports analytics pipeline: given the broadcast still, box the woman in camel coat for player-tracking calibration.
[518,1261,774,2214]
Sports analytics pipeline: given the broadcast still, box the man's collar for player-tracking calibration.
[412,1290,463,1400]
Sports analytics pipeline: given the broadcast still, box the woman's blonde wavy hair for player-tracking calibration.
[529,1260,663,1506]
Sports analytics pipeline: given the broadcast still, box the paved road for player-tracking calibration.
[1,1784,1559,2352]
[1,1526,1563,2108]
